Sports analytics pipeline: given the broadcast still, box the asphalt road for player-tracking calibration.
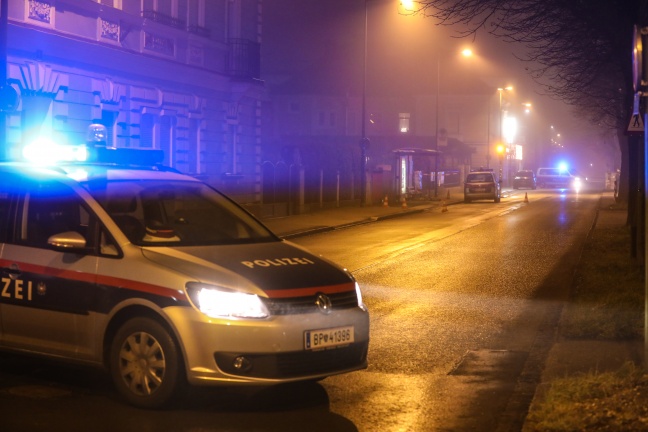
[289,189,599,431]
[0,189,600,432]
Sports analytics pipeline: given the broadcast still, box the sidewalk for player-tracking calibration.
[262,196,453,239]
[522,192,644,430]
[538,193,642,379]
[261,188,517,238]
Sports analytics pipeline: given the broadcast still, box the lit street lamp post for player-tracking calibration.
[433,58,439,198]
[497,86,512,184]
[433,49,473,198]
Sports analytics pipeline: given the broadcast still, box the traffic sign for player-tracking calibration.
[627,113,645,135]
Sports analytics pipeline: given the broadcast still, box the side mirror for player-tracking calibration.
[48,231,87,252]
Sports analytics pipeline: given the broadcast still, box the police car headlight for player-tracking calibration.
[186,283,269,319]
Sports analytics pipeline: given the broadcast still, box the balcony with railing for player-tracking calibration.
[188,25,211,38]
[142,10,186,30]
[227,38,260,80]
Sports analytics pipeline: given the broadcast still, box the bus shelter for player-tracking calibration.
[392,148,441,199]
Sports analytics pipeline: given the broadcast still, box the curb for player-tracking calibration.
[279,205,444,240]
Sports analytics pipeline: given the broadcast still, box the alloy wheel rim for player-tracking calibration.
[118,331,166,396]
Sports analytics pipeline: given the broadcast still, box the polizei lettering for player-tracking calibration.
[1,278,33,301]
[241,257,316,269]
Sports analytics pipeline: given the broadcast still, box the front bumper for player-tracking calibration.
[165,306,370,385]
[465,192,498,201]
[514,180,535,188]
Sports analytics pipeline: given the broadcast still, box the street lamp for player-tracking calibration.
[498,86,513,142]
[497,86,513,184]
[433,57,440,198]
[400,0,415,10]
[432,49,474,198]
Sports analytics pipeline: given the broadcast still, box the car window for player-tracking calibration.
[539,169,560,176]
[466,173,494,182]
[0,191,9,243]
[86,179,276,246]
[18,183,89,247]
[0,172,19,244]
[15,180,96,250]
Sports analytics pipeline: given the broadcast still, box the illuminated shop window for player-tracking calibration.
[399,113,410,133]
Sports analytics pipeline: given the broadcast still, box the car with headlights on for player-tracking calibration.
[536,167,582,189]
[0,145,369,409]
[513,170,537,190]
[464,170,501,203]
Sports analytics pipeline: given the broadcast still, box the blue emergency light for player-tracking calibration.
[22,138,164,167]
[22,138,87,164]
[557,162,569,173]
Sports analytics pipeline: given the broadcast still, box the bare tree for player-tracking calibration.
[404,0,648,259]
[405,0,639,127]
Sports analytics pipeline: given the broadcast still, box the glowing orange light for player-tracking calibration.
[400,0,415,11]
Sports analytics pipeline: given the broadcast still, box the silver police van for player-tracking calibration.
[0,143,369,408]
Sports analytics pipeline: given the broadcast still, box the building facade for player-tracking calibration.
[3,0,263,203]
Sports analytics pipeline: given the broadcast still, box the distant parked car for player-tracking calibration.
[464,170,501,203]
[513,170,537,190]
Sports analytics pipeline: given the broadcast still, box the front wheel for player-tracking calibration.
[109,317,185,409]
[495,196,501,203]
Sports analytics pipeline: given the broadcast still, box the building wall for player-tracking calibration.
[4,0,263,203]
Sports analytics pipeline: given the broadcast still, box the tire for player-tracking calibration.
[495,196,501,203]
[464,198,471,203]
[109,317,185,409]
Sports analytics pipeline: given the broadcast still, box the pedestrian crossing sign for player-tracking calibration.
[627,113,645,135]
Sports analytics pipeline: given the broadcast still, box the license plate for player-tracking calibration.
[473,188,485,192]
[304,326,354,350]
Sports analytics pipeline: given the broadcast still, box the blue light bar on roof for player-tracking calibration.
[89,146,164,165]
[22,137,165,167]
[22,138,88,164]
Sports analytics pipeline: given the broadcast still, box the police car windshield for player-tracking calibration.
[84,179,276,246]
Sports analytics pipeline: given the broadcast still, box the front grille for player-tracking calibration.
[215,341,369,379]
[263,290,359,315]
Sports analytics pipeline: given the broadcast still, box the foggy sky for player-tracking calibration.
[261,0,597,147]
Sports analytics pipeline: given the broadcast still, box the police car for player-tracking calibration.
[0,139,369,408]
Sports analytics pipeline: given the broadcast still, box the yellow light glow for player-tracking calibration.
[503,116,518,144]
[461,48,473,57]
[400,0,415,11]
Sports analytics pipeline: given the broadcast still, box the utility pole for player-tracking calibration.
[360,0,369,206]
